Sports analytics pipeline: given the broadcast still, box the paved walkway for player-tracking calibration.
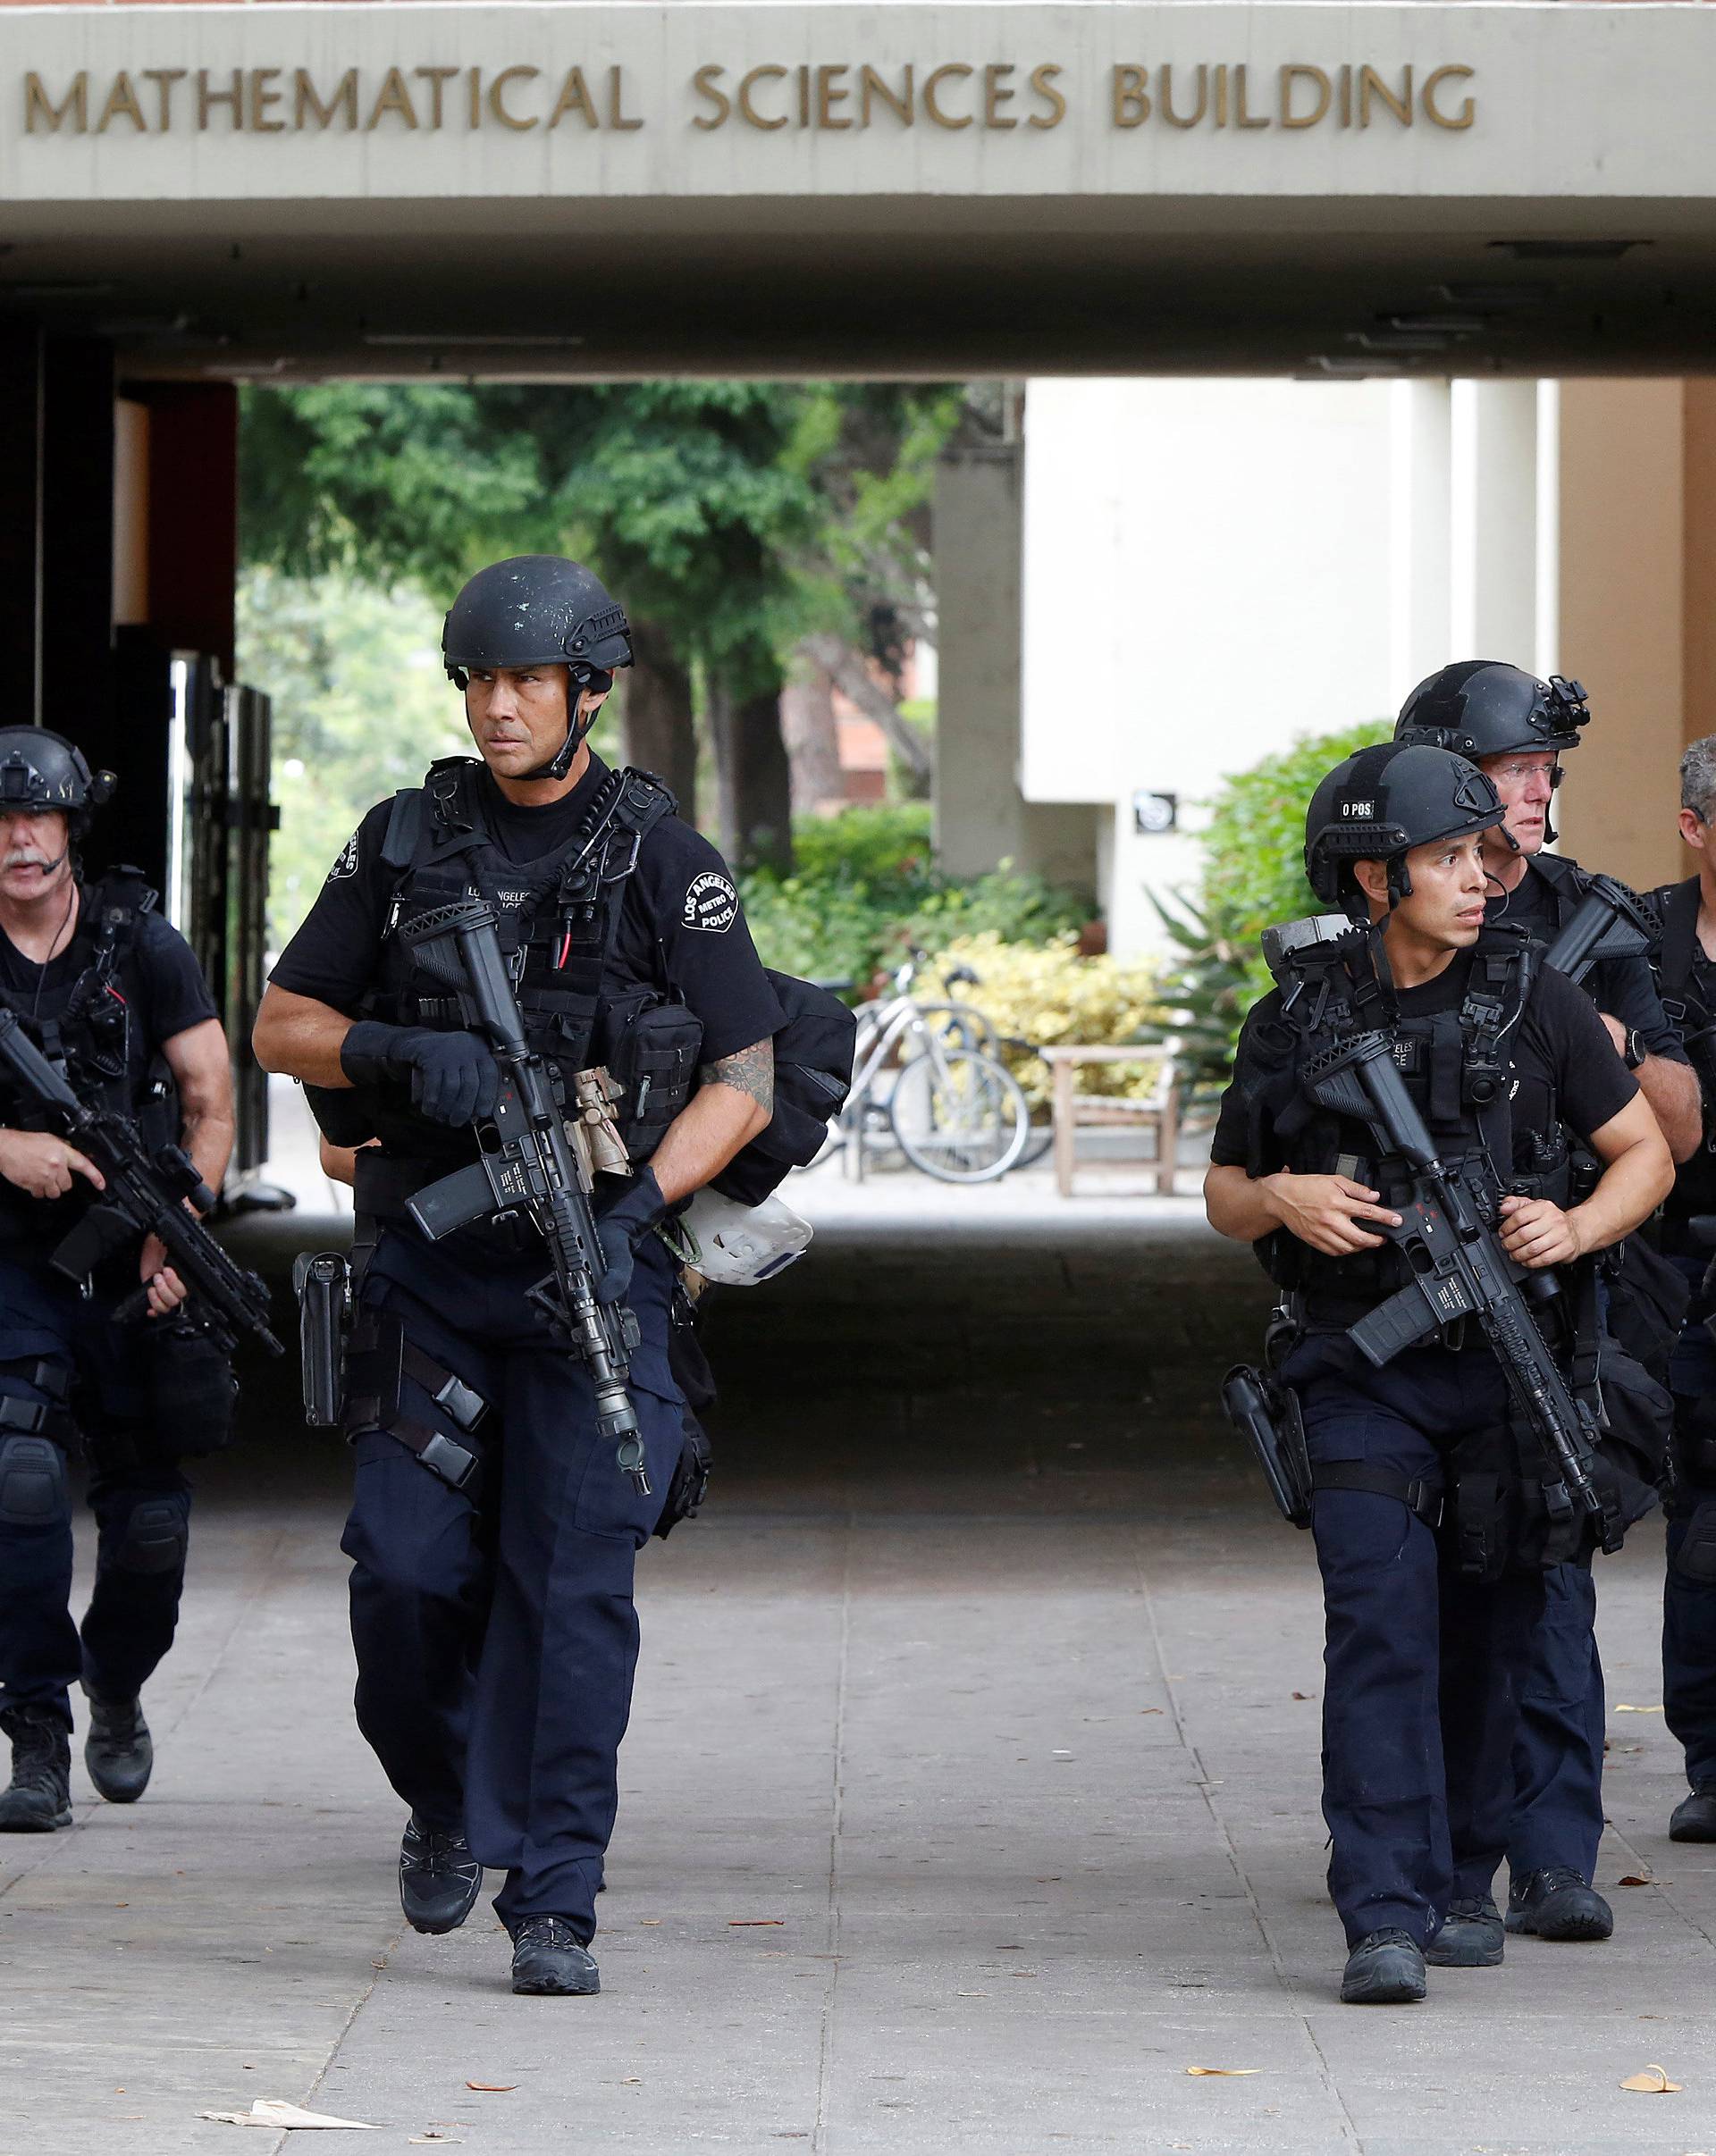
[4,1164,1713,2155]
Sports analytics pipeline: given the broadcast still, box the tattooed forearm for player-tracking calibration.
[702,1037,775,1114]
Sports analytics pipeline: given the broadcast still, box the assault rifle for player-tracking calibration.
[1541,873,1656,986]
[1301,1028,1621,1553]
[396,899,652,1497]
[0,1008,282,1357]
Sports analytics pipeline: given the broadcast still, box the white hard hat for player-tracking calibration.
[679,1188,813,1287]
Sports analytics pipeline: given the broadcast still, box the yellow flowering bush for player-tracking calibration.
[921,933,1166,1109]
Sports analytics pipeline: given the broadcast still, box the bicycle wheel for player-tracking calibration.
[888,1047,1031,1183]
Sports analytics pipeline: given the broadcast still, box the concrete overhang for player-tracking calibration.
[1,2,1713,379]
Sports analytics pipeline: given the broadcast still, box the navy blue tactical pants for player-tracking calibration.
[341,1225,681,1942]
[0,1255,192,1732]
[1504,1559,1603,1883]
[1286,1334,1546,1948]
[1663,1252,1716,1789]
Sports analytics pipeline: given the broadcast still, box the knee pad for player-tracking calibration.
[0,1433,67,1527]
[1673,1498,1716,1585]
[114,1494,190,1577]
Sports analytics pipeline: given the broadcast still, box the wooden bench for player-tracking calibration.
[1039,1043,1181,1198]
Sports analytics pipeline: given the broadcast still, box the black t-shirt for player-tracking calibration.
[1485,858,1688,1064]
[271,756,786,1066]
[0,893,219,1246]
[1210,949,1639,1174]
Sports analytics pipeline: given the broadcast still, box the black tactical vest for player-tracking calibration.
[1647,875,1716,1221]
[0,868,181,1242]
[1243,926,1563,1320]
[324,758,703,1164]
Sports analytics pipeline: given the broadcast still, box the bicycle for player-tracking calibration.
[812,956,1031,1184]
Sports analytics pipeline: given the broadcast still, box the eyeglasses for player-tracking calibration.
[1489,759,1564,788]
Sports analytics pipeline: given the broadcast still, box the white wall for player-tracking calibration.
[1022,377,1396,954]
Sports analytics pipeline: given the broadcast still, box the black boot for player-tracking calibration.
[1425,1894,1504,1967]
[1670,1786,1716,1841]
[1340,1928,1426,2004]
[399,1815,483,1934]
[0,1705,72,1832]
[511,1916,601,1996]
[1506,1867,1613,1942]
[81,1686,153,1804]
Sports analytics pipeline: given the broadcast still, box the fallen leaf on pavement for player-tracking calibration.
[729,1919,785,1927]
[464,2084,517,2093]
[200,2100,379,2129]
[1619,2066,1682,2093]
[1616,1704,1665,1715]
[1291,1692,1313,1701]
[1618,1875,1655,1888]
[1185,2067,1259,2078]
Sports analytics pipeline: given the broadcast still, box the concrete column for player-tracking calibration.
[934,441,1095,892]
[1553,380,1685,891]
[1450,379,1539,667]
[1388,379,1451,698]
[0,325,45,724]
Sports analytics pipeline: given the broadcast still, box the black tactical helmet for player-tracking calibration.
[1394,659,1590,759]
[0,727,114,825]
[443,556,632,781]
[1305,741,1507,911]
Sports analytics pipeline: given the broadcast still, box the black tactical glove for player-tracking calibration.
[593,1166,667,1305]
[340,1022,502,1128]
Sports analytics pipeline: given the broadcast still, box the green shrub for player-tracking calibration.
[921,933,1165,1109]
[1148,718,1392,1100]
[742,810,1091,988]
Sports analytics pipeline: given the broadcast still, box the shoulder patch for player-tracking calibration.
[682,869,738,935]
[326,830,361,883]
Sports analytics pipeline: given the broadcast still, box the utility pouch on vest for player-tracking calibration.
[603,1000,703,1160]
[141,1319,238,1458]
[653,1411,712,1540]
[293,1251,352,1430]
[1223,1363,1313,1528]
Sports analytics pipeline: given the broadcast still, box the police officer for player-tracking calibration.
[1206,741,1671,2002]
[0,729,235,1828]
[1642,734,1716,1840]
[1396,664,1697,1945]
[253,556,786,1997]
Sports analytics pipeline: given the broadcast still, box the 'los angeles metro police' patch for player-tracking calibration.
[326,830,361,881]
[683,871,737,934]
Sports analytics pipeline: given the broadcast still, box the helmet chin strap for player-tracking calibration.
[526,707,595,784]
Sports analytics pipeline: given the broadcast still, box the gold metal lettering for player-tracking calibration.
[1111,64,1149,129]
[737,64,788,130]
[97,71,147,134]
[295,69,357,130]
[984,62,1016,128]
[550,66,600,130]
[817,63,851,129]
[468,67,483,129]
[248,68,285,134]
[489,65,539,130]
[1158,63,1207,129]
[922,63,973,129]
[1233,63,1268,129]
[692,63,730,130]
[860,63,913,127]
[1423,63,1476,130]
[367,67,420,130]
[141,69,185,132]
[1279,63,1330,130]
[1359,63,1412,128]
[1028,62,1065,129]
[1214,63,1229,129]
[609,64,642,130]
[797,63,811,128]
[1338,63,1351,127]
[25,71,88,134]
[414,67,459,130]
[198,69,243,131]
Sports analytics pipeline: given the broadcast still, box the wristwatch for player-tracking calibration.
[1623,1028,1645,1070]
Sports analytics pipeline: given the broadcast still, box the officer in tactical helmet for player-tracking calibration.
[254,557,786,1997]
[1206,741,1671,2004]
[1397,663,1696,1947]
[0,730,234,1829]
[1640,735,1716,1841]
